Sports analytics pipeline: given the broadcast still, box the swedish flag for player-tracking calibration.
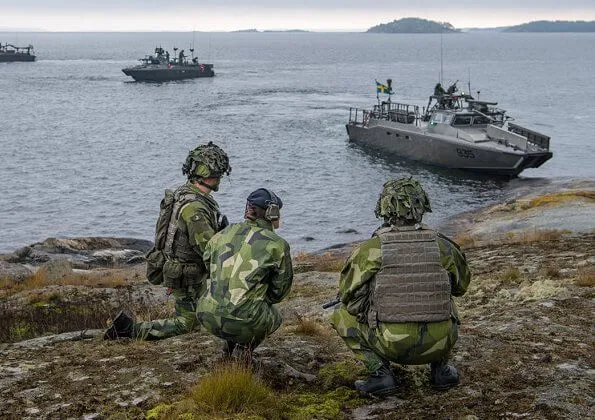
[376,80,392,94]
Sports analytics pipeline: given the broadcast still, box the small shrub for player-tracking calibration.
[148,362,279,419]
[500,266,522,285]
[543,262,561,279]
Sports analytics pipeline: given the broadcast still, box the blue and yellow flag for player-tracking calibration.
[376,80,392,94]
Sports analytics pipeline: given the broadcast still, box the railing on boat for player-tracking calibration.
[349,102,420,126]
[508,123,550,151]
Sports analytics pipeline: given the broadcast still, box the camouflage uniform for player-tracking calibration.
[196,218,293,347]
[134,182,220,340]
[329,233,471,372]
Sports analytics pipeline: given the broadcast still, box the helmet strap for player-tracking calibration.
[197,178,220,192]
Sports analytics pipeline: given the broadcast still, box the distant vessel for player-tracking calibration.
[0,43,36,62]
[122,46,214,82]
[346,79,553,178]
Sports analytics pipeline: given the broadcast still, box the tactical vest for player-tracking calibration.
[367,225,451,328]
[162,186,219,288]
[167,187,219,262]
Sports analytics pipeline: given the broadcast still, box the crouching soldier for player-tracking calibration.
[197,188,293,359]
[329,177,471,396]
[104,142,231,340]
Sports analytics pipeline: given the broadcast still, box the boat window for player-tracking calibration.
[473,116,491,125]
[453,115,472,126]
[430,112,451,124]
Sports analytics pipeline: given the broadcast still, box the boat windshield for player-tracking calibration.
[430,112,453,125]
[452,115,473,126]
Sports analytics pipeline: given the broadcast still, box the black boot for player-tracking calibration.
[104,310,134,340]
[430,361,460,390]
[354,364,397,396]
[222,341,237,359]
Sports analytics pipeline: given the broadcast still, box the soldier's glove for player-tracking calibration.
[218,214,229,231]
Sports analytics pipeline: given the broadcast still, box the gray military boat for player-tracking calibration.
[0,43,35,62]
[346,79,553,178]
[122,46,214,82]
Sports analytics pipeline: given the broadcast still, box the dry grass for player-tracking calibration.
[454,228,571,249]
[512,228,569,243]
[575,266,595,287]
[0,268,142,299]
[293,252,345,273]
[294,314,327,336]
[453,232,477,249]
[519,190,595,210]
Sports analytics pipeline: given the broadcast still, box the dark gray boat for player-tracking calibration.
[346,79,553,178]
[0,43,35,62]
[122,46,214,82]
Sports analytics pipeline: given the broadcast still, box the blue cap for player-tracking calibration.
[246,188,283,209]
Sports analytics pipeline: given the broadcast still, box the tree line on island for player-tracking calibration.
[366,17,595,33]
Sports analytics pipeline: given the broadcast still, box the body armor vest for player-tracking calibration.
[368,224,451,327]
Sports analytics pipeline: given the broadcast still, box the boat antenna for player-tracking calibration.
[440,31,444,85]
[467,68,471,96]
[190,30,195,60]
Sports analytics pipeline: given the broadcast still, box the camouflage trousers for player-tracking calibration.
[197,303,282,347]
[132,284,203,340]
[329,305,458,373]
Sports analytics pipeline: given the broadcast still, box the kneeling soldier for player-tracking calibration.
[197,188,293,359]
[330,177,471,396]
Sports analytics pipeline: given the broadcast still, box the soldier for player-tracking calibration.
[329,177,471,396]
[196,188,293,360]
[104,142,231,340]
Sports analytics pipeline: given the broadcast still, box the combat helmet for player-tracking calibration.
[182,141,231,182]
[374,177,432,224]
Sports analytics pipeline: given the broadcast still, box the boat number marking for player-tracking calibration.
[456,148,476,159]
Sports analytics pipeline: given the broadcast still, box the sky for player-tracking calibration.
[1,0,595,32]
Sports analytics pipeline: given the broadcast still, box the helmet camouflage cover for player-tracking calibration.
[182,141,231,180]
[374,177,432,224]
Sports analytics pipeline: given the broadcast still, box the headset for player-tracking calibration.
[263,189,280,222]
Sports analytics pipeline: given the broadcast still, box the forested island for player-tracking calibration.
[367,18,459,33]
[504,20,595,32]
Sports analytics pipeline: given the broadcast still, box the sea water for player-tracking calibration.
[0,32,594,253]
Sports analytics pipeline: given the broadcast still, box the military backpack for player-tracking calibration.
[145,188,201,286]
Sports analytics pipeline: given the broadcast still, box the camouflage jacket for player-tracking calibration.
[173,182,220,263]
[339,229,471,323]
[198,219,293,318]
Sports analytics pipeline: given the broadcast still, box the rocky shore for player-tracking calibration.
[0,178,593,419]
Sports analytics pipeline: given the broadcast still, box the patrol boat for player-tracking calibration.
[346,79,553,178]
[122,46,214,82]
[0,43,35,62]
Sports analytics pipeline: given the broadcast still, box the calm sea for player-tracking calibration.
[1,32,594,254]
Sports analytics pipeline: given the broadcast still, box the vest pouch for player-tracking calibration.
[182,263,203,287]
[163,259,184,289]
[145,247,165,285]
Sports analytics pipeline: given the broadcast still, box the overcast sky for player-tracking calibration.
[1,1,595,31]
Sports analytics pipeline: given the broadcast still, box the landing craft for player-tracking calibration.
[346,79,552,178]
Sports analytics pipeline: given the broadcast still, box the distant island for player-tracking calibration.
[232,29,310,33]
[504,20,595,32]
[367,18,459,33]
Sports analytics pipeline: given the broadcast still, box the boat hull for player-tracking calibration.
[0,54,35,62]
[346,122,552,178]
[122,64,214,82]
